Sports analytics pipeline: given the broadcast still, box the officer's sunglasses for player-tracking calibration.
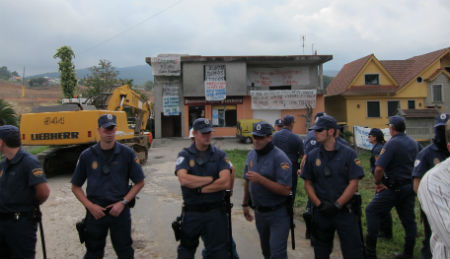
[252,135,265,140]
[314,128,327,133]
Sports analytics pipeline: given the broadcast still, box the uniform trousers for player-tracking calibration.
[311,208,363,259]
[255,206,290,259]
[365,184,417,251]
[0,216,37,258]
[178,207,230,259]
[84,207,133,259]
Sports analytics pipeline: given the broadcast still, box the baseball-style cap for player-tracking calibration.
[192,118,214,133]
[283,115,295,125]
[0,125,20,142]
[434,113,450,127]
[314,112,326,122]
[386,115,405,128]
[252,121,273,137]
[98,114,117,128]
[369,128,383,138]
[274,119,284,127]
[189,128,194,138]
[309,115,338,131]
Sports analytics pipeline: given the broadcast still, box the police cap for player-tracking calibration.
[386,115,405,128]
[309,115,338,131]
[0,125,20,143]
[98,114,117,128]
[369,128,383,138]
[434,113,450,127]
[252,121,273,137]
[193,118,214,133]
[283,115,295,126]
[274,119,284,127]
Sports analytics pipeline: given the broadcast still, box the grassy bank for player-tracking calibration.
[227,148,424,258]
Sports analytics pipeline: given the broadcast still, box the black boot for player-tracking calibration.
[365,236,377,259]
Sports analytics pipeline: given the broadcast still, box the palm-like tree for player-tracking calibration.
[0,99,17,126]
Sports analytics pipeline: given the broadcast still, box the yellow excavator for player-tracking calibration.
[20,84,153,176]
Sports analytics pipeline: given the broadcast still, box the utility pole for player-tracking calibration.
[301,35,305,54]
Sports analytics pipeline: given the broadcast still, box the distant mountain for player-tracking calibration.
[324,70,339,77]
[28,65,153,86]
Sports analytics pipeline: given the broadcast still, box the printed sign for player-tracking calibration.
[353,126,391,150]
[247,67,310,87]
[151,55,181,76]
[162,82,180,116]
[250,90,316,109]
[205,64,226,101]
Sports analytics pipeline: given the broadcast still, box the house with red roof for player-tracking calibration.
[325,47,450,133]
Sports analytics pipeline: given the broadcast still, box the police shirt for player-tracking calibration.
[272,128,304,167]
[175,143,230,205]
[412,143,448,179]
[301,142,364,203]
[370,143,384,174]
[71,142,145,205]
[375,133,418,181]
[243,146,292,207]
[0,148,47,213]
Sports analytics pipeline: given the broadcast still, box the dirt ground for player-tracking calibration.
[34,138,342,259]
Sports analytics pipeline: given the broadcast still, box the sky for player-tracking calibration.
[1,0,449,76]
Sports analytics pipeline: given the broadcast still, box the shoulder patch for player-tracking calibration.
[92,161,98,170]
[189,159,195,168]
[176,156,185,166]
[433,158,440,165]
[0,169,3,177]
[354,158,361,166]
[32,168,44,177]
[380,148,385,155]
[311,140,317,146]
[414,159,420,167]
[249,160,254,168]
[315,158,321,167]
[135,157,140,164]
[375,155,379,161]
[281,162,290,170]
[225,157,230,164]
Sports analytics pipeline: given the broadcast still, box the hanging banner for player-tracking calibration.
[247,67,310,87]
[151,54,181,76]
[205,64,226,101]
[250,90,316,110]
[161,79,180,116]
[353,126,391,150]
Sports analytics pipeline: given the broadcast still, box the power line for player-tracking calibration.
[78,0,185,56]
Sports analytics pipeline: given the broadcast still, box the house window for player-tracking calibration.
[432,85,442,102]
[387,101,400,116]
[367,101,380,118]
[408,100,416,109]
[212,105,237,127]
[365,74,379,85]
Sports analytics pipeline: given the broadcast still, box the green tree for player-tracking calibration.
[28,77,49,87]
[83,59,120,97]
[144,80,154,91]
[0,99,17,126]
[54,46,77,98]
[0,66,11,80]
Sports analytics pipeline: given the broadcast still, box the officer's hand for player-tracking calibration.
[297,169,302,175]
[246,171,262,183]
[375,183,387,193]
[88,203,107,220]
[243,206,254,222]
[318,201,338,216]
[106,202,125,217]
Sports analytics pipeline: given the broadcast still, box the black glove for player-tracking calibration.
[318,201,338,216]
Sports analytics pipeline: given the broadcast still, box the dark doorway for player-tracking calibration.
[161,113,181,137]
[188,106,205,128]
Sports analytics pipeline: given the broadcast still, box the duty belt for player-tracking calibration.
[255,203,286,213]
[183,202,224,212]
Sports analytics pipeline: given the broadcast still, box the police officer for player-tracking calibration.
[0,125,50,258]
[412,113,450,259]
[301,115,364,259]
[242,121,292,259]
[274,119,284,132]
[175,118,231,259]
[365,115,418,259]
[272,115,304,200]
[71,114,145,259]
[368,128,392,239]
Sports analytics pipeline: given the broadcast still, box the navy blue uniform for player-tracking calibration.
[366,133,418,254]
[272,128,304,197]
[71,142,145,259]
[413,143,449,259]
[175,143,231,259]
[301,142,364,259]
[0,148,47,258]
[244,145,292,259]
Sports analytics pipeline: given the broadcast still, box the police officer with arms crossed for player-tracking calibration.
[175,118,232,259]
[0,125,50,258]
[301,115,364,259]
[412,113,450,259]
[242,121,292,259]
[365,115,419,259]
[71,114,145,259]
[272,115,304,200]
